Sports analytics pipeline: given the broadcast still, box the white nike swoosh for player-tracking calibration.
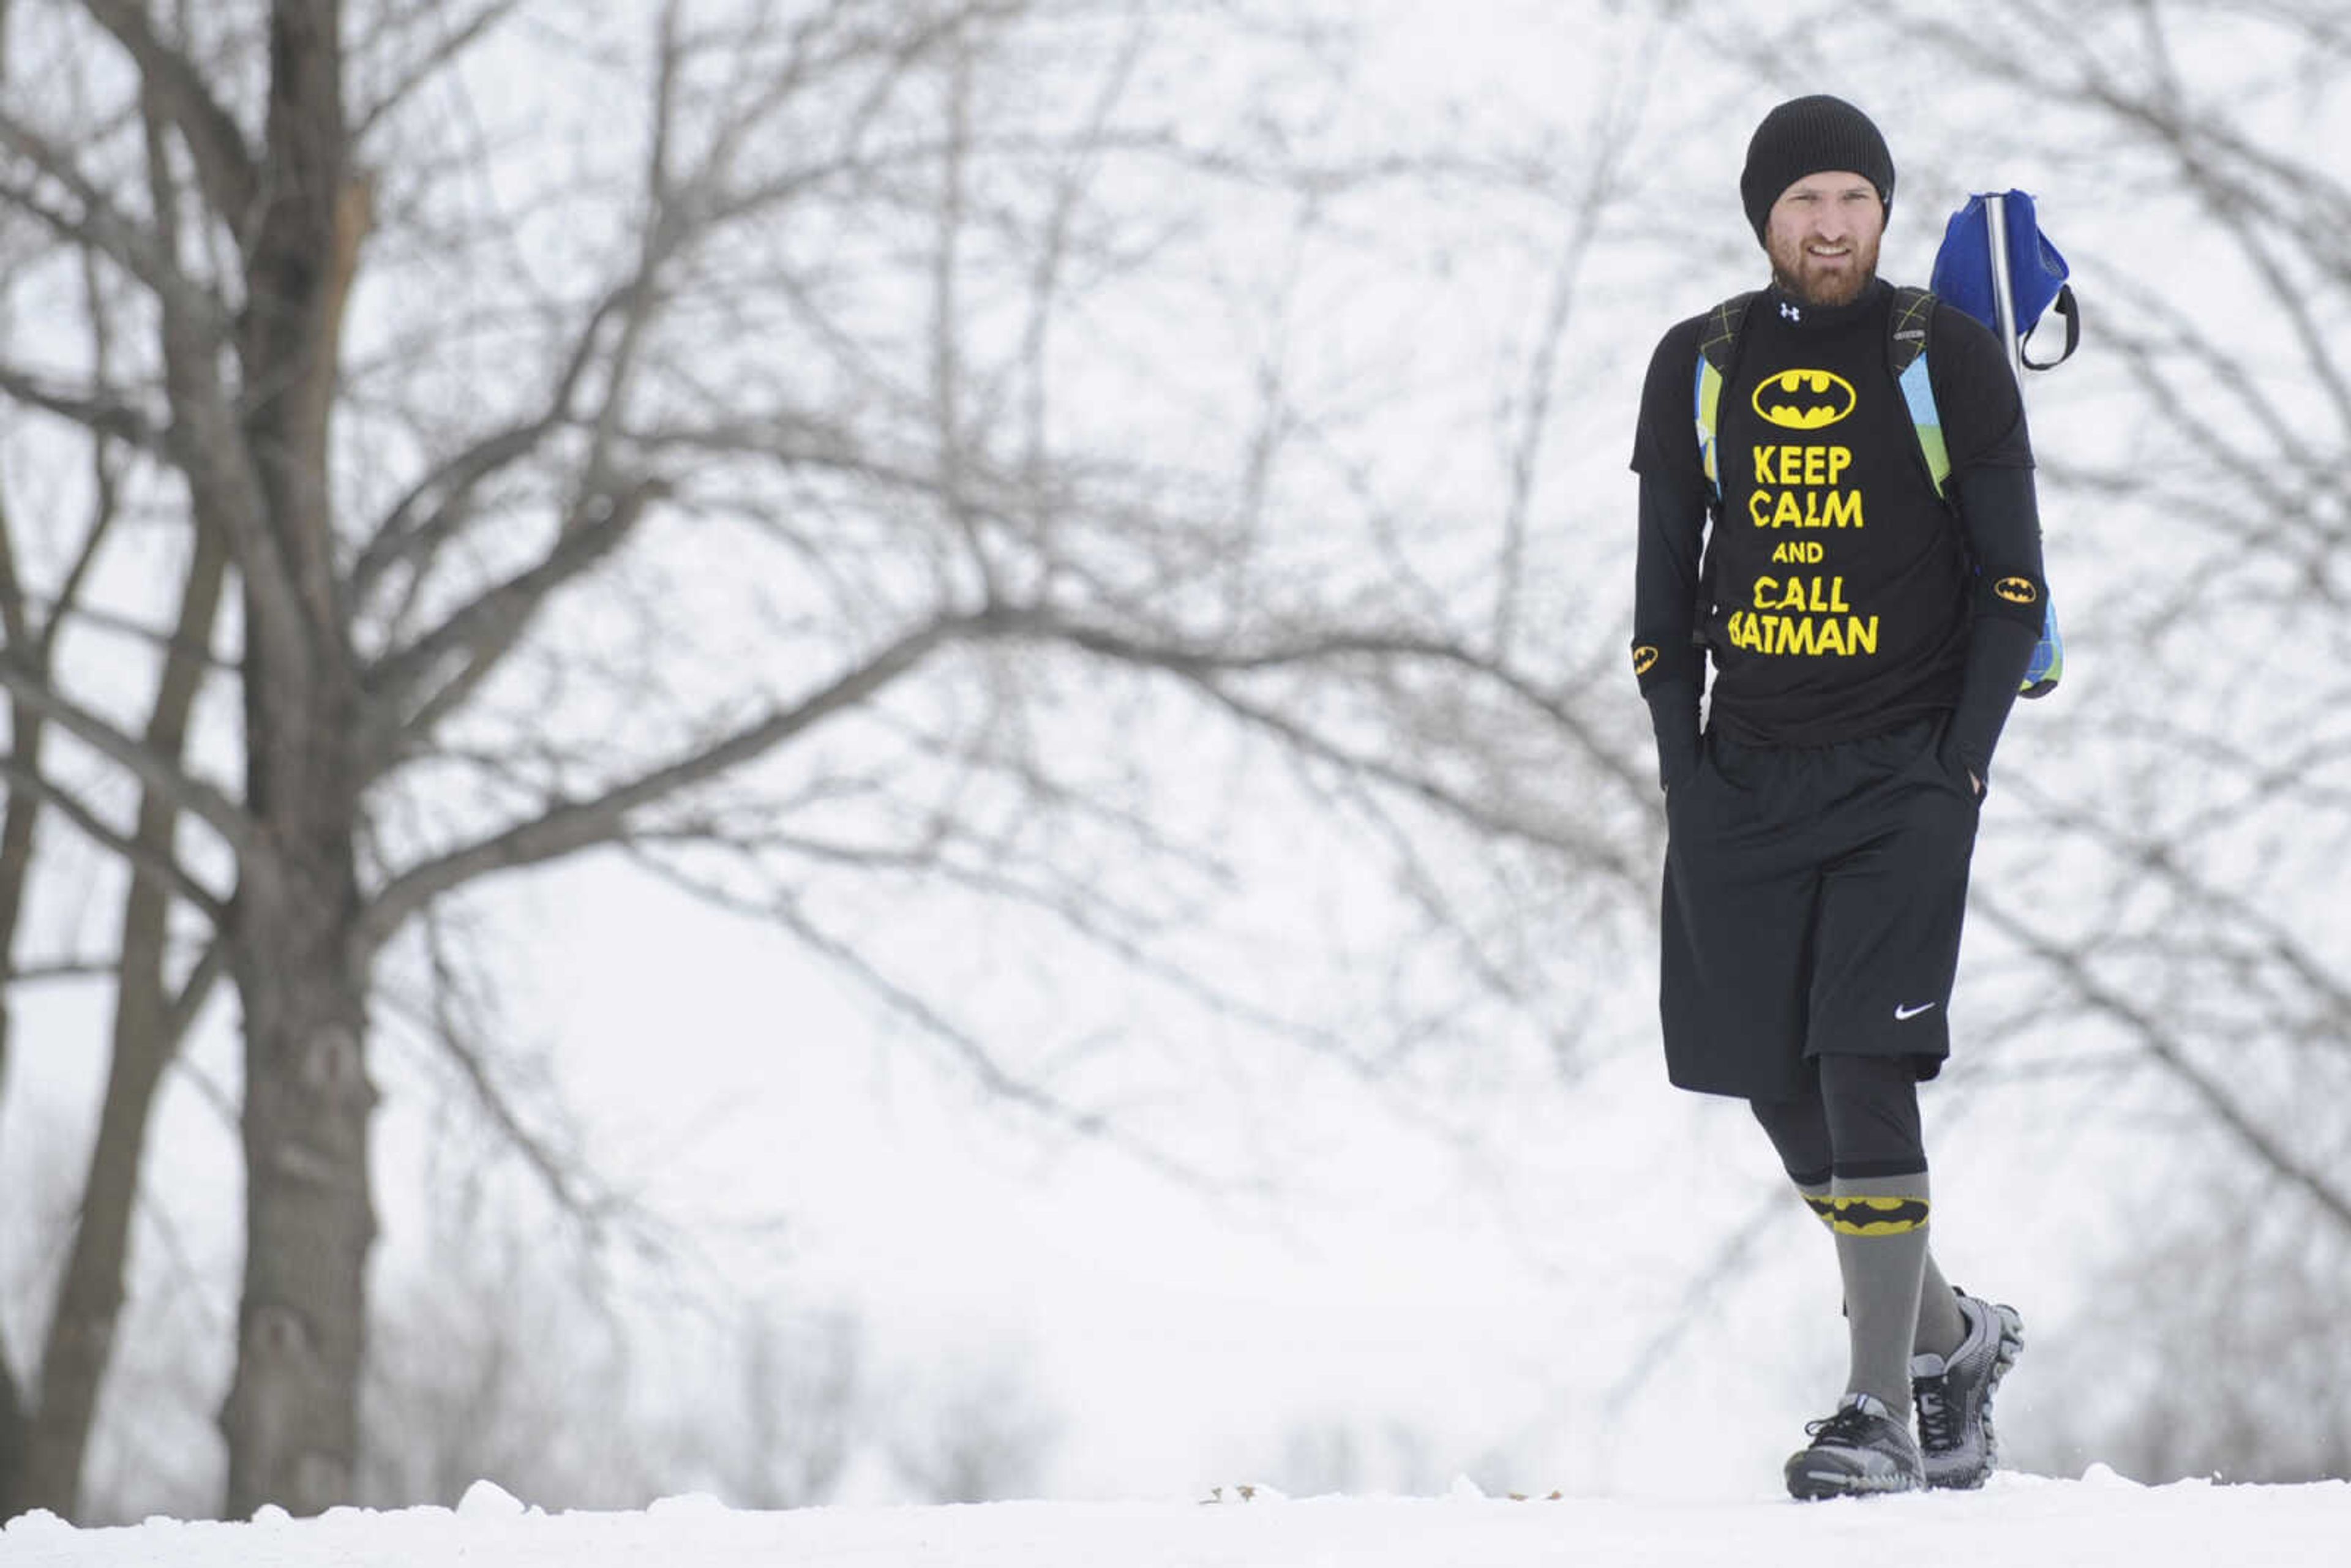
[1894,1002,1938,1021]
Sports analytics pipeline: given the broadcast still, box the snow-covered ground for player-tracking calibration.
[7,1471,2346,1567]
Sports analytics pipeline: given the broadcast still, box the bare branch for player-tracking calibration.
[381,902,629,1236]
[1026,612,1657,818]
[350,1,530,146]
[1184,670,1645,890]
[346,281,634,604]
[0,107,233,338]
[346,415,562,605]
[928,19,999,601]
[1,959,120,985]
[10,595,240,675]
[0,752,227,923]
[163,937,227,1049]
[623,844,1225,1193]
[0,479,34,657]
[80,0,261,236]
[1603,1185,1791,1424]
[1999,772,2351,1022]
[626,807,1392,1086]
[358,607,991,955]
[1978,895,2351,1232]
[1013,5,1147,495]
[0,364,169,454]
[366,475,659,685]
[0,655,255,860]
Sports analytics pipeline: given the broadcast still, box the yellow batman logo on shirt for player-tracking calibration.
[1752,369,1856,430]
[1632,645,1660,675]
[1995,577,2038,605]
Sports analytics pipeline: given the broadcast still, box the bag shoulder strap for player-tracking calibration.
[1888,285,1952,499]
[1692,291,1757,506]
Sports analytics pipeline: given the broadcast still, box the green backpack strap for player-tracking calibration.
[1685,293,1757,645]
[1888,285,1952,498]
[1692,292,1755,507]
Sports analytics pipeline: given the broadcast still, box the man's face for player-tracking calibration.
[1764,171,1884,307]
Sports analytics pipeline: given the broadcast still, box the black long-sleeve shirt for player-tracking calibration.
[1629,279,2046,789]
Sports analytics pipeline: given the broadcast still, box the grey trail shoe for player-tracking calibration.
[1910,1288,2025,1490]
[1783,1391,1925,1500]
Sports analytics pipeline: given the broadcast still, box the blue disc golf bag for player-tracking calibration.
[1929,189,2074,696]
[1931,189,2079,369]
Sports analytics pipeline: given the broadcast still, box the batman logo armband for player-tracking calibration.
[1976,567,2049,629]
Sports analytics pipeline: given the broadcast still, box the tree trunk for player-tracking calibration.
[0,712,38,1503]
[3,522,230,1520]
[220,847,375,1519]
[11,905,176,1521]
[217,0,376,1520]
[0,487,45,1493]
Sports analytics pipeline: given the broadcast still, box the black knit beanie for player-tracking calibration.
[1739,94,1895,243]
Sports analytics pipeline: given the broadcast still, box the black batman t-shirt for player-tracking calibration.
[1630,279,2030,748]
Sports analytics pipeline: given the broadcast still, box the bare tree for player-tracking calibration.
[0,0,1663,1518]
[2011,1159,2351,1484]
[0,3,234,1513]
[724,1306,864,1511]
[885,1343,1059,1504]
[355,1207,653,1511]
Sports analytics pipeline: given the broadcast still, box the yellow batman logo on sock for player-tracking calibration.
[1825,1195,1931,1236]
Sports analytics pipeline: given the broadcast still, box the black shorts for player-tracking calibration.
[1659,716,1981,1100]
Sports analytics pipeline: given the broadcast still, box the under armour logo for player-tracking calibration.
[1780,301,1801,322]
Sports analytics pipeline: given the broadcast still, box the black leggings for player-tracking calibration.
[1749,1054,1927,1184]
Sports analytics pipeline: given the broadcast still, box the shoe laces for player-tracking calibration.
[1805,1403,1886,1447]
[1914,1374,1955,1452]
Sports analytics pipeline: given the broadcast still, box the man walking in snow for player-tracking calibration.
[1626,96,2042,1499]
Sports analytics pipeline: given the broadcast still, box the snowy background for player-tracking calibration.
[10,1471,2351,1567]
[1,0,2346,1551]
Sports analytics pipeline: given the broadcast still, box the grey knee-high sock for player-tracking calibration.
[1824,1172,1932,1419]
[1912,1251,1965,1359]
[1797,1179,1966,1359]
